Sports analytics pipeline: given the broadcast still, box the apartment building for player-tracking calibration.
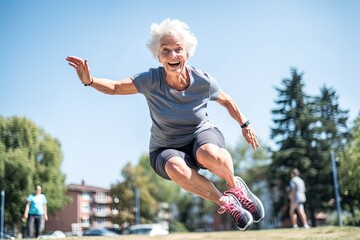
[45,181,114,235]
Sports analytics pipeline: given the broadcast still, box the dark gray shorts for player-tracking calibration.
[149,127,225,180]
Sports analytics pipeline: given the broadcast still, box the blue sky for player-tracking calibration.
[1,0,359,188]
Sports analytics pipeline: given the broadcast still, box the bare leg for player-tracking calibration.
[289,203,298,226]
[196,143,236,188]
[297,205,309,227]
[165,156,223,205]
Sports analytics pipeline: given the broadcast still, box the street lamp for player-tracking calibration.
[331,151,342,226]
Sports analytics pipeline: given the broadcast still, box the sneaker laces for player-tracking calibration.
[218,196,241,221]
[229,185,256,213]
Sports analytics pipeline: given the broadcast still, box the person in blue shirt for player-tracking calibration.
[23,185,48,238]
[66,19,264,230]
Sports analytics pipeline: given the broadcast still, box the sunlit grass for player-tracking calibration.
[34,226,360,240]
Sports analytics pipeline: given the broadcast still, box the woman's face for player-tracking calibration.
[35,186,42,194]
[158,34,188,75]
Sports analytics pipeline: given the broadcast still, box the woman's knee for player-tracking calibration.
[165,157,192,180]
[197,143,231,167]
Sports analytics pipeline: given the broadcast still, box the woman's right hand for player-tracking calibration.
[66,56,92,85]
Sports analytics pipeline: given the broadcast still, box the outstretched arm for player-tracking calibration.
[66,56,138,95]
[216,91,260,150]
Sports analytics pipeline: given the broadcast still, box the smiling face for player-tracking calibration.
[158,34,188,75]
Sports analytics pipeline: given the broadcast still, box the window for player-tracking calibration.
[82,203,90,213]
[95,192,107,203]
[96,205,106,216]
[82,192,91,201]
[96,218,105,227]
[81,218,90,227]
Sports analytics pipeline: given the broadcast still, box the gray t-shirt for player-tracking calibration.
[132,66,222,152]
[290,176,306,204]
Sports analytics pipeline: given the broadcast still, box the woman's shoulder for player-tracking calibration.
[188,66,212,79]
[133,66,164,80]
[27,193,34,198]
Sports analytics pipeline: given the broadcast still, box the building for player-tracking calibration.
[45,181,113,235]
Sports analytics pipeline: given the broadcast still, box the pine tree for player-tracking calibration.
[269,68,316,224]
[305,85,349,225]
[269,70,351,226]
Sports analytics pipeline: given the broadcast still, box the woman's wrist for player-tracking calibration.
[240,120,250,128]
[83,77,93,86]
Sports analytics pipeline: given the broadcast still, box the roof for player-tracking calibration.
[67,183,109,193]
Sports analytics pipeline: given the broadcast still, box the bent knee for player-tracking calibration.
[165,157,192,180]
[197,143,230,166]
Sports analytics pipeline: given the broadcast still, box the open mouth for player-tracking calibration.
[168,61,180,67]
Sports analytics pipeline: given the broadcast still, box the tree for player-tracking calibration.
[310,85,349,215]
[313,85,349,150]
[137,154,183,203]
[0,116,69,229]
[269,68,313,207]
[338,113,360,225]
[111,154,201,232]
[111,159,159,226]
[269,69,352,227]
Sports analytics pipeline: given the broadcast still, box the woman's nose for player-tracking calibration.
[169,50,177,57]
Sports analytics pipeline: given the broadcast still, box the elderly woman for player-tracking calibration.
[66,19,264,230]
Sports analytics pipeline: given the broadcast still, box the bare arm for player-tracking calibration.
[216,90,260,150]
[24,202,30,219]
[43,203,48,221]
[288,188,295,202]
[66,56,138,95]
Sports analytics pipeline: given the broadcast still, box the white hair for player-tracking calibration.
[147,19,198,59]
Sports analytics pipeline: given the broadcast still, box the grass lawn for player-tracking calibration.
[57,226,359,240]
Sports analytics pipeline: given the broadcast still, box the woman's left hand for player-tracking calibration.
[242,126,260,150]
[66,56,92,85]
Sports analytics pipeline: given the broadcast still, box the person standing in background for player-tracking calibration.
[23,185,48,238]
[288,168,310,229]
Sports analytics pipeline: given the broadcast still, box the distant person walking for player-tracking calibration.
[24,185,48,238]
[288,169,310,229]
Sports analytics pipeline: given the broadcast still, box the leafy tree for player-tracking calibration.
[137,155,191,231]
[111,154,208,232]
[0,116,69,228]
[137,154,183,203]
[110,163,136,226]
[111,160,158,226]
[338,113,360,225]
[230,138,269,175]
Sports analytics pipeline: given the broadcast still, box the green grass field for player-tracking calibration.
[59,226,359,240]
